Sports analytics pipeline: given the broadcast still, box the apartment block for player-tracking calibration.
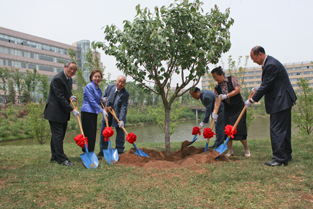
[0,26,103,103]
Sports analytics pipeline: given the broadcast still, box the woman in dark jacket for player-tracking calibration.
[211,66,250,157]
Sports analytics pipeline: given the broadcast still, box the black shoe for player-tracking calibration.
[265,160,288,167]
[272,156,292,161]
[61,160,74,166]
[209,145,215,149]
[118,152,124,155]
[50,158,56,163]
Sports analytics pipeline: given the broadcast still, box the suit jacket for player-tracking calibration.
[252,55,297,114]
[81,81,103,114]
[200,90,216,123]
[44,71,73,123]
[103,84,129,127]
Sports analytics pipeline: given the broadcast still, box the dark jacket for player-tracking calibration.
[252,55,297,114]
[44,71,73,123]
[103,84,129,127]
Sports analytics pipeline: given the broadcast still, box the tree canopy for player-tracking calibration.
[96,0,234,152]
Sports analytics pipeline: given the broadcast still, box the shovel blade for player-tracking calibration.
[187,135,198,146]
[103,140,119,164]
[214,137,230,155]
[133,143,149,157]
[80,144,99,169]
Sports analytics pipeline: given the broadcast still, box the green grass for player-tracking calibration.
[1,136,312,208]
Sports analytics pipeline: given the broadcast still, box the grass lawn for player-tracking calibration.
[0,136,312,208]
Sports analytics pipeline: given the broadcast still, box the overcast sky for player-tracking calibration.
[1,0,312,87]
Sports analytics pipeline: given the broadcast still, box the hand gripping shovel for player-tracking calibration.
[215,91,256,156]
[70,99,99,169]
[204,95,222,152]
[107,107,149,157]
[100,101,119,164]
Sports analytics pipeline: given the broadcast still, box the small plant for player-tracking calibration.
[26,102,50,144]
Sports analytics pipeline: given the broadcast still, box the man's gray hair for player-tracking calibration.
[65,61,77,68]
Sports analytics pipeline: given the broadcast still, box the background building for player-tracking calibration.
[201,61,313,92]
[0,26,103,103]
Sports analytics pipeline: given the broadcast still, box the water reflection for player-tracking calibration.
[0,117,295,146]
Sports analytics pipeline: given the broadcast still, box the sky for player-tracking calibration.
[1,0,313,87]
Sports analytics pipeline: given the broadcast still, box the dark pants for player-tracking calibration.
[270,107,292,163]
[214,104,225,147]
[81,112,98,152]
[49,121,68,164]
[98,116,125,154]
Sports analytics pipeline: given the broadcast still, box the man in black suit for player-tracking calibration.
[98,75,129,158]
[245,46,297,166]
[44,62,79,166]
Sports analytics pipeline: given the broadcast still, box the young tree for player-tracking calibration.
[0,67,9,103]
[23,68,38,101]
[96,1,234,152]
[10,68,23,103]
[37,74,49,102]
[7,80,16,104]
[292,78,313,135]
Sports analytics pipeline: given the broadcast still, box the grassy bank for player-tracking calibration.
[1,135,312,208]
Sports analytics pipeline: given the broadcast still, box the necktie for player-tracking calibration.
[113,91,118,105]
[67,78,71,90]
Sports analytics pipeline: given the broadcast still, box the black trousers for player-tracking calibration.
[49,121,68,164]
[81,112,98,152]
[270,107,292,162]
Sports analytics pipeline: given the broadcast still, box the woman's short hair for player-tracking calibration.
[89,69,103,81]
[211,66,225,76]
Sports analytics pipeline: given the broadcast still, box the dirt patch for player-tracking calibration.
[116,140,231,169]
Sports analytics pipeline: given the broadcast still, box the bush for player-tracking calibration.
[10,120,22,136]
[26,102,50,144]
[0,119,10,137]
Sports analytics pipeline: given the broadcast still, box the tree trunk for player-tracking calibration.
[164,107,171,153]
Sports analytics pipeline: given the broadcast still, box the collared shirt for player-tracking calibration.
[262,55,268,69]
[64,71,69,80]
[81,81,103,114]
[214,75,240,100]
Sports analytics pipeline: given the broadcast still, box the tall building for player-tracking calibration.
[201,61,313,92]
[0,26,103,103]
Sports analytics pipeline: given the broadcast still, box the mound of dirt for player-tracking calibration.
[116,140,231,169]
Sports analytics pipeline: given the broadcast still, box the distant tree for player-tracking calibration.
[292,78,313,135]
[38,74,49,102]
[10,68,23,103]
[0,67,9,103]
[23,68,38,101]
[96,1,234,152]
[21,91,32,103]
[7,80,16,104]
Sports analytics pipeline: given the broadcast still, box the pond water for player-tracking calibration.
[0,117,283,146]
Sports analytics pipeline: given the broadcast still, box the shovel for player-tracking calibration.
[204,95,222,152]
[215,91,256,156]
[70,99,99,169]
[101,101,119,164]
[107,107,149,157]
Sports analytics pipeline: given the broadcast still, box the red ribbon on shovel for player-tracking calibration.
[70,98,88,148]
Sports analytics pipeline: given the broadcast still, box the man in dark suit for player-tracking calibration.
[189,87,225,148]
[98,75,129,158]
[44,61,79,166]
[245,46,297,166]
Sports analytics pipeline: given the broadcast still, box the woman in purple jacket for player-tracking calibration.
[81,69,106,152]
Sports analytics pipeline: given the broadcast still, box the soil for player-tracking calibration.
[116,140,231,169]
